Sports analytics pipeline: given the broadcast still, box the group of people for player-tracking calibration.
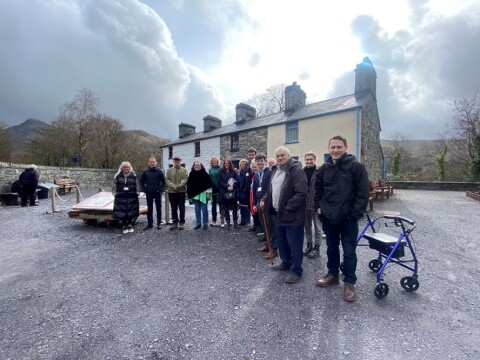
[112,135,369,302]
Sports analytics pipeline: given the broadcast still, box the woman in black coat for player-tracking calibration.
[218,158,239,228]
[113,161,140,234]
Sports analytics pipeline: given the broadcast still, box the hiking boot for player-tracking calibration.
[170,223,178,231]
[316,274,339,287]
[303,243,313,256]
[178,222,185,230]
[344,282,357,302]
[284,273,301,283]
[270,263,288,271]
[143,225,153,231]
[307,245,320,258]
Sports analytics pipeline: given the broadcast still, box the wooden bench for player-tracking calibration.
[376,179,393,195]
[54,179,78,195]
[0,192,19,206]
[370,180,389,201]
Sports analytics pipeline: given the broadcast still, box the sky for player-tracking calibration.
[1,0,479,140]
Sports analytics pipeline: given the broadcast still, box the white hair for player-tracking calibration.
[274,146,290,157]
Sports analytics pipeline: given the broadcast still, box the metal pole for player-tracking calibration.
[164,192,170,224]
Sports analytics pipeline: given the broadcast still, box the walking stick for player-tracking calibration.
[260,205,274,265]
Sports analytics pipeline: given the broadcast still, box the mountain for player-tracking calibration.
[8,118,51,151]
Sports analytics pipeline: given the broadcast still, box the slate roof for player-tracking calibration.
[163,91,371,146]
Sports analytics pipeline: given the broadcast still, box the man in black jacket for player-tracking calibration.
[261,146,307,283]
[314,136,369,302]
[140,156,165,230]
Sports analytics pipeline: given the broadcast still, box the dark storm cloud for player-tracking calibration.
[330,2,480,139]
[0,0,226,139]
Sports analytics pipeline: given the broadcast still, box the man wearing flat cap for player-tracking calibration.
[166,155,188,230]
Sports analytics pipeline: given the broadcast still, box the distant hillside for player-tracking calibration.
[8,118,51,151]
[7,120,171,162]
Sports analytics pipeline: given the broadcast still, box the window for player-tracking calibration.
[285,121,299,143]
[194,141,201,157]
[231,134,239,151]
[168,146,173,159]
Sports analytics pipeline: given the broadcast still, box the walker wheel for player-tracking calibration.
[368,259,382,272]
[400,276,420,292]
[374,282,389,299]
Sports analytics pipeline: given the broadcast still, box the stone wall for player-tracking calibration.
[220,128,268,161]
[0,162,116,192]
[360,96,383,180]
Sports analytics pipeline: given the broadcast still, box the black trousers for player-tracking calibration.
[168,192,185,224]
[21,185,36,206]
[146,191,162,226]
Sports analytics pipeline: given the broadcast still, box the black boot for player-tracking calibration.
[303,243,313,256]
[307,245,320,258]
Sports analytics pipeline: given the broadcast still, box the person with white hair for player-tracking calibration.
[261,146,308,283]
[19,164,39,207]
[113,161,140,234]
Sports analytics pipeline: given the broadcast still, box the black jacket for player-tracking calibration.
[314,153,369,225]
[113,172,140,220]
[140,167,165,193]
[218,170,239,204]
[264,158,307,226]
[19,168,38,187]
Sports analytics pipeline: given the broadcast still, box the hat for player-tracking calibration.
[172,155,181,161]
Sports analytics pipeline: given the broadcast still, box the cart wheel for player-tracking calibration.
[400,276,419,292]
[340,262,344,273]
[368,259,382,272]
[374,282,389,299]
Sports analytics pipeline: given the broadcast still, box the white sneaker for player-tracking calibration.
[221,224,225,228]
[122,227,128,234]
[128,225,134,233]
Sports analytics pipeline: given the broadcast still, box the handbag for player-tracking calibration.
[224,192,235,200]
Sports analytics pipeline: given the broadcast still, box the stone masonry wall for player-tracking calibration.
[0,162,116,192]
[220,128,268,161]
[360,96,383,179]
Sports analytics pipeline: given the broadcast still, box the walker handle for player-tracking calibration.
[383,215,415,226]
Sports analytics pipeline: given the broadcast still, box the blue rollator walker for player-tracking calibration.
[356,213,419,299]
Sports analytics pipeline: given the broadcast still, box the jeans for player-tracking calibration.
[322,217,359,284]
[146,191,162,226]
[168,192,186,224]
[276,222,304,277]
[305,209,322,245]
[194,200,208,226]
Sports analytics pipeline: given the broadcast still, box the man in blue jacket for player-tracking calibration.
[314,135,369,302]
[140,156,165,230]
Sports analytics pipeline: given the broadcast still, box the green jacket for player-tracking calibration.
[166,166,188,193]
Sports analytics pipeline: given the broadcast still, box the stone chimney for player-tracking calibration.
[355,57,377,98]
[235,103,256,124]
[284,82,306,113]
[203,115,222,132]
[178,122,195,138]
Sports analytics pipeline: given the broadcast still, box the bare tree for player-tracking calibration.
[0,122,11,162]
[449,91,480,160]
[248,83,286,117]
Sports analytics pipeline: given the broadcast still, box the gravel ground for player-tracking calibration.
[0,189,479,360]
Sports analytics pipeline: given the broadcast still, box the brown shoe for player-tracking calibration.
[264,251,277,260]
[316,274,339,287]
[284,273,301,283]
[257,244,269,252]
[344,282,357,302]
[178,222,185,230]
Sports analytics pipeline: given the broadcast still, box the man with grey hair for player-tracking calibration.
[261,146,307,283]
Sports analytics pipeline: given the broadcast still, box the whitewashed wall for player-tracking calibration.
[162,137,221,170]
